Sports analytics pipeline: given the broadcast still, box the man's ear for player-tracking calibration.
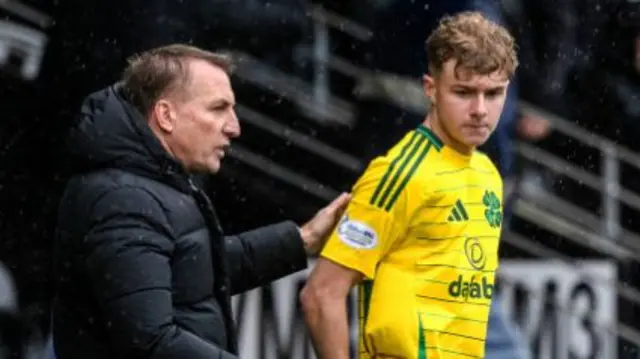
[423,74,436,107]
[151,100,176,133]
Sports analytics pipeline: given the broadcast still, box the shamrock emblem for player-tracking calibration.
[483,190,502,228]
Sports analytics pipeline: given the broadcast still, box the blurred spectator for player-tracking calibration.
[569,0,639,149]
[503,0,580,117]
[126,0,310,71]
[530,0,640,219]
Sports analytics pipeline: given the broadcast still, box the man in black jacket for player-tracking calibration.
[52,44,350,359]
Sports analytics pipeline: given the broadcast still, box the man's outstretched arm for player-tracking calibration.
[225,193,350,295]
[300,257,362,359]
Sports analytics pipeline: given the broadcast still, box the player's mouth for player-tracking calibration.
[464,125,489,133]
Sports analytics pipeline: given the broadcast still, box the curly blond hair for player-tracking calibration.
[426,11,518,79]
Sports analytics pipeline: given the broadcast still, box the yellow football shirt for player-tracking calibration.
[321,125,503,359]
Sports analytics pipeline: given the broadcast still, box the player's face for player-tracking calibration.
[153,59,241,174]
[424,60,509,153]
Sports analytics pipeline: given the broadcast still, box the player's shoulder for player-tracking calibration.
[386,125,443,155]
[358,127,441,183]
[353,127,441,210]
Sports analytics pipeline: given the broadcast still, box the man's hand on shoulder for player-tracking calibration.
[299,192,351,255]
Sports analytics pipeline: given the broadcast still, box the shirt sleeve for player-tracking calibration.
[320,158,415,279]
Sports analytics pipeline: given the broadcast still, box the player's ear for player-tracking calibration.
[423,74,436,106]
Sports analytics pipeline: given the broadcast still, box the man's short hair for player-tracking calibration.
[426,11,518,79]
[120,44,233,116]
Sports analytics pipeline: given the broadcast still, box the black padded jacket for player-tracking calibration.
[52,84,308,359]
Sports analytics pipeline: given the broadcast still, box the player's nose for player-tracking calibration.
[469,96,488,119]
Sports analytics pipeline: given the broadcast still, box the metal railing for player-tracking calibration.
[230,51,356,128]
[0,0,52,28]
[517,103,640,241]
[235,105,363,173]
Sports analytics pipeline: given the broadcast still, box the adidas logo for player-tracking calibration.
[447,200,469,222]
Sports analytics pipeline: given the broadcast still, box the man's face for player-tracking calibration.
[155,59,240,173]
[424,60,509,151]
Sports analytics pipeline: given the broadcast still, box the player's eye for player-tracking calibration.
[454,89,472,96]
[485,90,504,98]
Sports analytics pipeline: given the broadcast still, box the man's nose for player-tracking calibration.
[225,111,241,138]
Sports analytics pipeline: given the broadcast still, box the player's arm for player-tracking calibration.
[301,159,409,359]
[300,258,361,359]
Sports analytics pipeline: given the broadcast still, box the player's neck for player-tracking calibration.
[422,115,474,156]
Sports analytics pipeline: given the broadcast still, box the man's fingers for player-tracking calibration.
[327,192,351,213]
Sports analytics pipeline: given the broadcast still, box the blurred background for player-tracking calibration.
[0,0,639,358]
